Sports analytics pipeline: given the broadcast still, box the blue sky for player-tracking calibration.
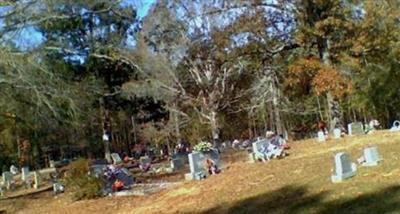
[6,0,156,50]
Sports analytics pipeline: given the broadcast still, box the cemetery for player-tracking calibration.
[1,1,400,214]
[1,130,400,213]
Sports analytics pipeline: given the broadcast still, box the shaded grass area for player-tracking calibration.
[201,184,400,214]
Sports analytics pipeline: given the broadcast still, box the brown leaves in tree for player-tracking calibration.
[287,57,352,98]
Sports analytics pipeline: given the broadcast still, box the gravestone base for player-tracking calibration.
[248,153,256,163]
[361,146,381,167]
[184,172,206,181]
[362,161,379,167]
[331,163,357,182]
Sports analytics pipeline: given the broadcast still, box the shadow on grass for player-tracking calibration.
[199,185,400,214]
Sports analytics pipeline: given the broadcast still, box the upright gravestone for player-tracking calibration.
[390,120,400,132]
[185,152,205,181]
[333,128,341,139]
[348,122,364,136]
[362,146,381,166]
[33,171,41,189]
[139,156,151,165]
[331,152,357,182]
[110,153,123,165]
[252,139,268,161]
[170,158,185,171]
[317,131,326,142]
[21,167,30,181]
[2,171,13,189]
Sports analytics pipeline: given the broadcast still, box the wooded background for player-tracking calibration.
[0,0,399,169]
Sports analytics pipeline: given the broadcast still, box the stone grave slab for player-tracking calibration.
[348,122,364,136]
[362,146,381,166]
[171,158,185,171]
[185,152,205,181]
[111,153,123,165]
[21,167,30,181]
[33,171,41,189]
[390,120,400,132]
[331,152,357,182]
[333,128,341,139]
[317,131,326,142]
[251,139,268,161]
[2,172,13,189]
[139,156,151,165]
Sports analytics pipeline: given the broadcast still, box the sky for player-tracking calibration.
[5,0,156,50]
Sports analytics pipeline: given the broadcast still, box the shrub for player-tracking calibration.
[64,158,103,200]
[193,141,213,152]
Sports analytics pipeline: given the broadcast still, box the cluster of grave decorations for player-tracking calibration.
[249,136,289,163]
[331,145,381,183]
[0,166,58,197]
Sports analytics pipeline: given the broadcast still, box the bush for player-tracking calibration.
[65,158,103,200]
[193,141,213,152]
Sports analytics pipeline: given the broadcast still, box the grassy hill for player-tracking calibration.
[3,131,400,214]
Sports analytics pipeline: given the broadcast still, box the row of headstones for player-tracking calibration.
[318,122,366,142]
[110,152,151,166]
[1,167,41,190]
[331,146,380,183]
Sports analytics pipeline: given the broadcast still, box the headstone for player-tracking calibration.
[90,164,107,178]
[49,160,55,168]
[248,153,256,163]
[317,131,326,142]
[333,128,341,139]
[390,120,400,132]
[185,152,205,181]
[33,171,41,189]
[53,182,65,194]
[331,152,357,182]
[170,158,185,171]
[348,122,364,136]
[139,156,151,165]
[21,167,30,181]
[2,171,13,189]
[10,165,18,175]
[111,153,123,165]
[252,139,267,161]
[362,146,381,166]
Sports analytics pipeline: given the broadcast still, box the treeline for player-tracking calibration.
[0,0,399,168]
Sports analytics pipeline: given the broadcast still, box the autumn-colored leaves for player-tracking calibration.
[286,57,352,98]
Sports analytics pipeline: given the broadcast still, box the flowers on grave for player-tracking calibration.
[193,141,213,152]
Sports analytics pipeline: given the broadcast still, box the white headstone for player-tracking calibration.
[333,128,341,139]
[33,171,40,189]
[110,153,122,165]
[10,165,18,175]
[348,122,364,136]
[362,146,380,166]
[331,152,357,182]
[2,171,13,189]
[317,131,326,142]
[139,156,151,165]
[21,167,30,181]
[390,120,400,132]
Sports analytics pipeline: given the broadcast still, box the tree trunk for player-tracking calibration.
[210,110,219,148]
[100,98,111,163]
[172,102,181,142]
[272,82,283,135]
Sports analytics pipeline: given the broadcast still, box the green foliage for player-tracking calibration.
[65,159,103,200]
[193,141,213,152]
